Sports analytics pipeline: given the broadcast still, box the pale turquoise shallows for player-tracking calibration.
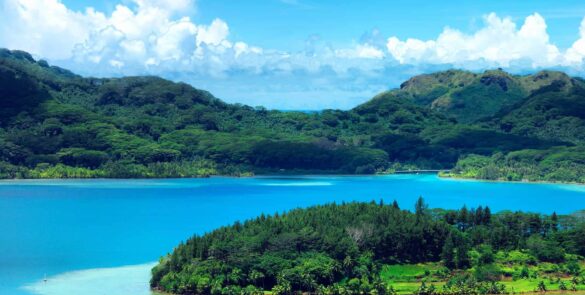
[1,174,584,295]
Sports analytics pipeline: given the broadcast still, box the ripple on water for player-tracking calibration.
[261,181,333,186]
[556,183,585,193]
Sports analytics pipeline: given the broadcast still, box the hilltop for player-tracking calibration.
[369,69,578,125]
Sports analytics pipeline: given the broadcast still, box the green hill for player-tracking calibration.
[366,69,575,124]
[0,49,392,177]
[0,49,583,182]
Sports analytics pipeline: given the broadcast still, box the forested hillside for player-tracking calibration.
[375,69,579,124]
[0,49,391,177]
[151,200,585,294]
[1,49,584,181]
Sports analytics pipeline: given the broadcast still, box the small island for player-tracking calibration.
[151,198,585,295]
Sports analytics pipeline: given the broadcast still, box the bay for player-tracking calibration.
[1,174,584,295]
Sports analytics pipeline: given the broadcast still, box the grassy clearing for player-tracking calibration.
[381,263,446,294]
[391,281,444,294]
[380,263,442,282]
[381,262,585,294]
[501,278,585,293]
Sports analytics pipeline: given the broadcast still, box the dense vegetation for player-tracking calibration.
[443,146,585,183]
[151,199,585,294]
[1,49,585,182]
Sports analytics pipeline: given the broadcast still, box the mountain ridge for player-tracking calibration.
[1,48,584,182]
[366,68,578,124]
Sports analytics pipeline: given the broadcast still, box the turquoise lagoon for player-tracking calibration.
[1,174,585,294]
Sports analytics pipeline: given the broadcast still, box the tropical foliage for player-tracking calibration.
[150,199,585,294]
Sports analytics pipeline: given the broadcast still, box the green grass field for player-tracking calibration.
[381,264,445,294]
[501,278,585,293]
[380,263,442,282]
[380,263,585,294]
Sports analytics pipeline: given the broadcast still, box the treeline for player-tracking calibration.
[150,199,585,294]
[0,159,220,179]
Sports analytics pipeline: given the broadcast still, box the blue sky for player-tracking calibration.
[3,0,585,109]
[63,0,585,49]
[198,0,585,49]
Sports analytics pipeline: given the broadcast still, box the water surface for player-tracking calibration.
[1,174,584,295]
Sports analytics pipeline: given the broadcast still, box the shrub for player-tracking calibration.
[474,264,502,282]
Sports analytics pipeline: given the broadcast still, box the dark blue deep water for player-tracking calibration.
[1,175,584,294]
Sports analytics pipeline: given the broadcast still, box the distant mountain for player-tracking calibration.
[0,49,582,182]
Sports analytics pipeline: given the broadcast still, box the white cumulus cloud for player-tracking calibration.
[335,44,385,59]
[565,17,585,65]
[387,13,565,68]
[0,0,105,60]
[0,0,387,77]
[0,0,258,74]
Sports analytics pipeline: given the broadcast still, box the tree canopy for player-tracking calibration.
[150,199,585,294]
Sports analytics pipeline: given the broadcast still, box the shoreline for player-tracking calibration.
[22,262,157,295]
[437,173,585,186]
[2,171,584,187]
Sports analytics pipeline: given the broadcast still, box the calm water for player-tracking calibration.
[1,174,585,295]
